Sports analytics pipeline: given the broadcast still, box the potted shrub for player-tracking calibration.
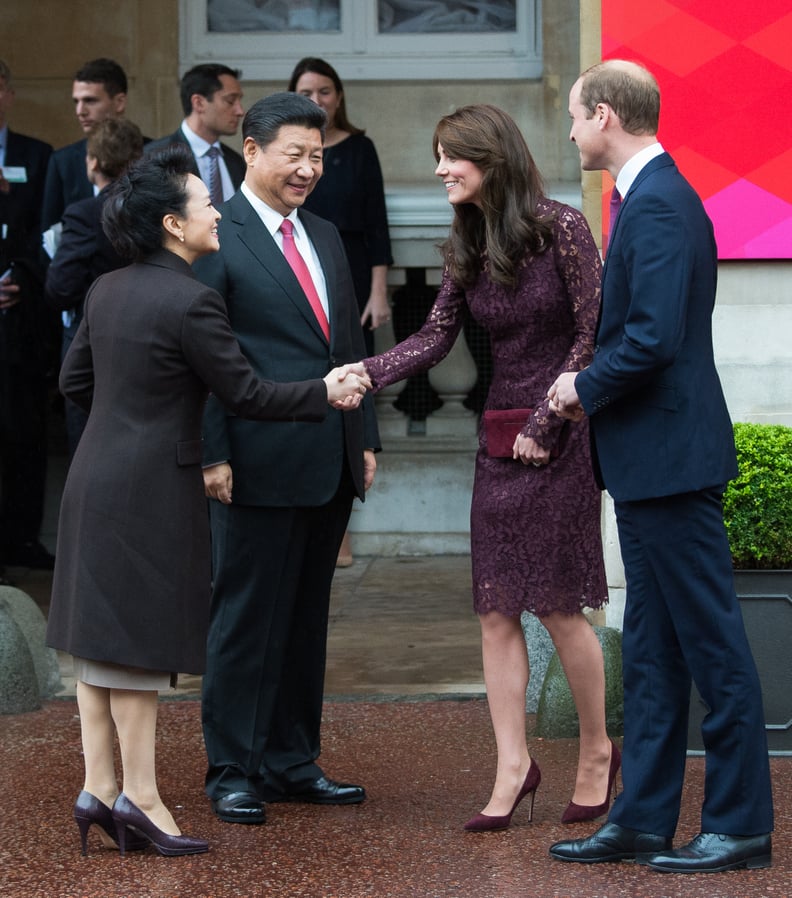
[723,422,792,570]
[690,422,792,753]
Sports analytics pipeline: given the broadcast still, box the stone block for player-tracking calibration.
[535,626,623,738]
[0,601,40,714]
[521,612,554,713]
[0,586,62,698]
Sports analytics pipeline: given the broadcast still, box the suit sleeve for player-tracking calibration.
[576,191,694,415]
[45,203,96,310]
[41,153,66,231]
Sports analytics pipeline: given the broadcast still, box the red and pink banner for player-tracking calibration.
[602,0,792,259]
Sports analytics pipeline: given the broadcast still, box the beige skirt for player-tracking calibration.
[73,657,176,692]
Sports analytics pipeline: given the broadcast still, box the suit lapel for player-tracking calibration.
[230,194,328,343]
[604,152,674,276]
[5,130,20,165]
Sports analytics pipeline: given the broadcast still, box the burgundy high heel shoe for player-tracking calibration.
[112,793,209,857]
[73,790,148,856]
[560,739,622,824]
[464,759,542,832]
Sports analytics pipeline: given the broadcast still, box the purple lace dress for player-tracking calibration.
[365,200,608,617]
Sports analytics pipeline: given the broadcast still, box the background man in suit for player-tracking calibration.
[146,64,245,203]
[0,59,55,575]
[547,59,773,874]
[45,118,143,459]
[196,93,380,825]
[41,58,129,230]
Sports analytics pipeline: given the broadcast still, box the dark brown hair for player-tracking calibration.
[433,104,553,289]
[102,144,193,260]
[287,57,362,136]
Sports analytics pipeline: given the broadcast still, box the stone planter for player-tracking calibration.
[688,569,792,755]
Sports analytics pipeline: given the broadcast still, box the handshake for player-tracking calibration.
[323,362,372,410]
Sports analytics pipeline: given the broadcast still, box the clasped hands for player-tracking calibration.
[547,371,585,422]
[324,362,372,409]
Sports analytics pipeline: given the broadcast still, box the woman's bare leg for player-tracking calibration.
[477,610,533,816]
[540,610,612,805]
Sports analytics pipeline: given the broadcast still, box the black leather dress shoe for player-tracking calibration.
[647,832,772,873]
[549,822,672,864]
[287,776,365,805]
[211,791,266,825]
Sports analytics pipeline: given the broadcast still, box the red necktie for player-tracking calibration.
[279,218,330,341]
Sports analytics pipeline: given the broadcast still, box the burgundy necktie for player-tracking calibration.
[206,146,223,207]
[279,218,330,341]
[608,188,622,246]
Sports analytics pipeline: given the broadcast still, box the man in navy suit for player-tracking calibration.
[145,64,245,201]
[548,60,773,874]
[195,93,380,825]
[41,58,129,230]
[0,59,55,573]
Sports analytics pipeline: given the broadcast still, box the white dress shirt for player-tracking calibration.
[180,120,235,202]
[239,181,330,318]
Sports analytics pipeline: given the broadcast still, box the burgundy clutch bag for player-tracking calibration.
[483,409,568,459]
[483,408,533,458]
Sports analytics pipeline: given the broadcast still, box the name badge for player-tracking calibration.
[1,166,28,183]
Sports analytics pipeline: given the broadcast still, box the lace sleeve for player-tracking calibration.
[525,205,602,447]
[364,268,468,390]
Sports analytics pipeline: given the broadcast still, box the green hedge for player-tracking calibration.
[723,422,792,569]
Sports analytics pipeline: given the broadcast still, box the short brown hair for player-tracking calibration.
[579,60,660,136]
[87,118,144,179]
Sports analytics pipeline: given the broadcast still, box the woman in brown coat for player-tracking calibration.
[45,146,368,857]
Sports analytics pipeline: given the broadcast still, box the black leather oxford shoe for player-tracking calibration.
[647,832,772,873]
[211,791,266,825]
[549,822,672,864]
[287,776,366,805]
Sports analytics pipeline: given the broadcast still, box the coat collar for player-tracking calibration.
[141,247,197,278]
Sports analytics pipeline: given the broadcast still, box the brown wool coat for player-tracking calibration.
[45,249,328,673]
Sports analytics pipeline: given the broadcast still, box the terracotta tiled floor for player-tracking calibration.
[2,452,788,897]
[2,554,789,898]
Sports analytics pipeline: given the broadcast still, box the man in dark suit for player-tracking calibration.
[0,59,55,573]
[145,64,245,203]
[41,58,129,230]
[547,60,773,874]
[196,93,380,825]
[45,118,143,459]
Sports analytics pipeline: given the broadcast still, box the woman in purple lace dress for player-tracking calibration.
[364,105,616,831]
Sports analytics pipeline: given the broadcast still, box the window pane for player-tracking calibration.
[378,1,517,33]
[207,0,341,33]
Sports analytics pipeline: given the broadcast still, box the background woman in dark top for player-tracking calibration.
[45,147,369,858]
[288,57,393,356]
[45,117,143,458]
[288,57,393,565]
